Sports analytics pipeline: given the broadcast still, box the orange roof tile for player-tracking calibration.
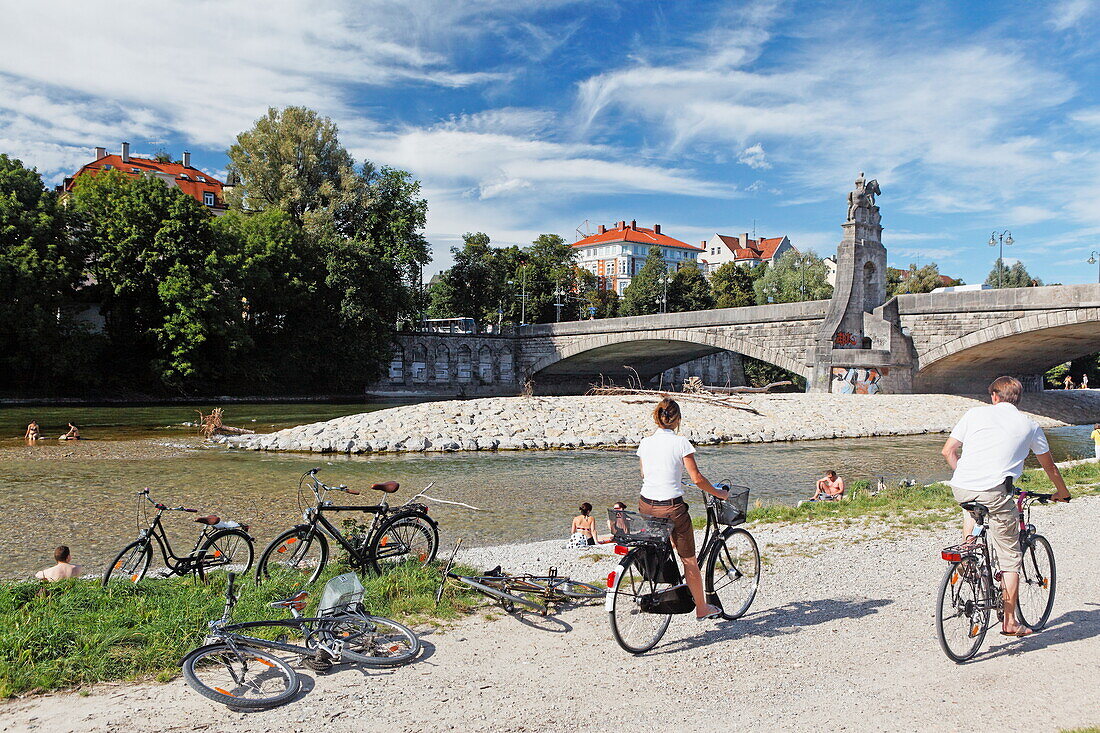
[573,221,703,251]
[65,154,225,208]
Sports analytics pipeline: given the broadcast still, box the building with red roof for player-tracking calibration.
[62,143,229,215]
[700,232,794,274]
[573,220,703,295]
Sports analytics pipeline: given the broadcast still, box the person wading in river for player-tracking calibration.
[636,397,729,621]
[940,376,1070,637]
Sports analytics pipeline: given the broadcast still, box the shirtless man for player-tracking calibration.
[811,470,845,501]
[35,546,82,581]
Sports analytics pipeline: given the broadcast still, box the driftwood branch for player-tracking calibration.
[196,408,255,439]
[586,373,761,415]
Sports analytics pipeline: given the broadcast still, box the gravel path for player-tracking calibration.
[220,391,1100,455]
[4,495,1099,732]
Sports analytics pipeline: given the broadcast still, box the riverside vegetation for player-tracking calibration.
[3,459,1097,699]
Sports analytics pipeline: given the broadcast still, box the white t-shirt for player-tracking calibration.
[637,429,696,501]
[948,402,1049,492]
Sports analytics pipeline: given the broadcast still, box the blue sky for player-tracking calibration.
[4,0,1100,284]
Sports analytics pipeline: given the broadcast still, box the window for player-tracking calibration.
[203,192,215,207]
[131,167,140,173]
[197,176,207,182]
[618,259,627,274]
[102,164,113,170]
[180,174,190,180]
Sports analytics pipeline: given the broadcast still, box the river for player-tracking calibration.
[1,402,1094,577]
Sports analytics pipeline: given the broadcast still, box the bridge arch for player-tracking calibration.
[915,308,1100,392]
[527,328,810,389]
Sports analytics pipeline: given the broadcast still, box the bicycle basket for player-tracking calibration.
[318,572,365,615]
[714,485,750,526]
[608,509,672,545]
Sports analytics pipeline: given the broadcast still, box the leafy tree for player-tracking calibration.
[667,261,713,312]
[427,232,507,326]
[226,106,358,225]
[753,250,832,304]
[508,234,582,323]
[578,269,619,319]
[711,262,755,308]
[620,246,670,316]
[0,155,91,391]
[887,263,963,296]
[985,259,1042,288]
[70,170,242,390]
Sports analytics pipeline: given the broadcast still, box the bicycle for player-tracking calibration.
[935,487,1061,663]
[255,468,439,584]
[606,483,761,654]
[182,571,420,709]
[434,539,605,615]
[102,488,254,586]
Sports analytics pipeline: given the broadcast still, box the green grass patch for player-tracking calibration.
[0,562,479,698]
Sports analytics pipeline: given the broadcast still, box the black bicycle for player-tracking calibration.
[182,572,420,709]
[607,484,761,654]
[255,468,439,584]
[102,488,254,586]
[935,488,1060,663]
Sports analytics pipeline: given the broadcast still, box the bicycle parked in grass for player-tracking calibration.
[606,483,761,654]
[935,488,1060,663]
[102,488,254,586]
[255,468,439,584]
[182,572,420,709]
[434,538,604,615]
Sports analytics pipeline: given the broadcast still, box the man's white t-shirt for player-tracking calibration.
[637,429,696,501]
[948,402,1049,492]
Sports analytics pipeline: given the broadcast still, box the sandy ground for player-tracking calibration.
[3,496,1099,733]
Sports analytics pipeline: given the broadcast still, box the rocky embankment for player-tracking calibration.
[219,390,1100,455]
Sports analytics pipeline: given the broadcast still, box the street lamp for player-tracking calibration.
[988,230,1014,288]
[794,255,807,299]
[658,268,671,313]
[1089,251,1099,284]
[553,281,565,322]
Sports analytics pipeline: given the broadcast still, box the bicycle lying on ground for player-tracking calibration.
[102,488,253,586]
[255,468,441,584]
[434,539,605,615]
[606,483,761,654]
[182,572,420,709]
[935,488,1060,663]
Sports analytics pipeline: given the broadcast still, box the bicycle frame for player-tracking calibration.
[137,507,219,576]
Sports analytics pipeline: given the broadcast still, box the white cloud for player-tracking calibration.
[738,143,771,170]
[1049,0,1094,31]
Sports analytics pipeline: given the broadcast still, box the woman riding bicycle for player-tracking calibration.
[636,397,729,621]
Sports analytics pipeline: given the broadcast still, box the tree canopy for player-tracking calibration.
[886,263,963,296]
[985,259,1042,288]
[711,262,755,308]
[667,261,714,312]
[753,250,832,304]
[620,247,670,316]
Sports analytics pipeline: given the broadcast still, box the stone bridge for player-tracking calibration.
[376,175,1100,397]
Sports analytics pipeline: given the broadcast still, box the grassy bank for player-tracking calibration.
[693,460,1100,528]
[0,563,477,697]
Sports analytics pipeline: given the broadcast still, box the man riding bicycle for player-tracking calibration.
[940,376,1070,637]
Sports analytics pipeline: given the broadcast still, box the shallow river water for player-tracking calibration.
[0,402,1094,577]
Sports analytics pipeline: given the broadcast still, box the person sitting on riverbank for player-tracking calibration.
[810,471,845,502]
[24,421,41,442]
[1091,423,1100,460]
[35,546,82,581]
[59,423,80,440]
[598,502,628,543]
[570,503,598,546]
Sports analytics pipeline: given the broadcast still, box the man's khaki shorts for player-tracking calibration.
[639,499,696,559]
[952,483,1021,573]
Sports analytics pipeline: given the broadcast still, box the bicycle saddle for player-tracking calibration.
[958,502,988,515]
[270,591,309,611]
[370,481,400,493]
[195,515,220,525]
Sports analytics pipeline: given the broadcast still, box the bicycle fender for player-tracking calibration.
[605,561,628,612]
[180,642,233,666]
[389,509,438,528]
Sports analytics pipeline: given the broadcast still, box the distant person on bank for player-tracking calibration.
[600,501,628,543]
[941,376,1070,637]
[24,420,41,442]
[570,503,598,546]
[35,546,82,581]
[1063,374,1074,390]
[636,397,729,621]
[59,423,80,440]
[1091,423,1100,460]
[1082,374,1089,390]
[811,471,845,501]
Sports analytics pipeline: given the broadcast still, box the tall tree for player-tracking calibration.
[888,263,962,295]
[985,259,1042,288]
[620,246,669,316]
[667,261,713,312]
[710,262,756,308]
[753,250,833,304]
[428,232,506,326]
[0,155,89,391]
[510,234,582,323]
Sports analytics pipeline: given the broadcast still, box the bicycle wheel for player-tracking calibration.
[102,540,152,586]
[367,513,438,574]
[705,528,761,620]
[182,643,299,709]
[935,559,990,663]
[198,529,255,577]
[1016,534,1056,630]
[325,614,421,667]
[255,527,328,585]
[553,579,606,603]
[609,548,674,654]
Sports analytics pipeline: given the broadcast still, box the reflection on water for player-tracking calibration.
[0,403,1093,577]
